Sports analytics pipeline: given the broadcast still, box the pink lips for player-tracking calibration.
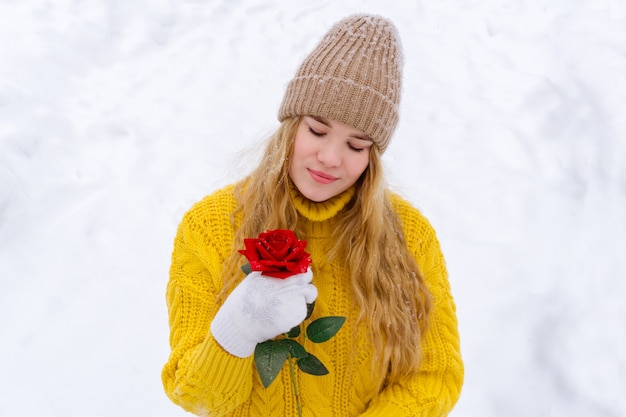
[308,169,338,184]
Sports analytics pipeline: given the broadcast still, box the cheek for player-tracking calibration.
[348,152,370,178]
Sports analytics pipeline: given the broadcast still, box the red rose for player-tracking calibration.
[239,229,311,279]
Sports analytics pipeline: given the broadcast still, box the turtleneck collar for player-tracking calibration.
[289,183,356,223]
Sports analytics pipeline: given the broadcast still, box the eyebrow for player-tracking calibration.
[309,116,372,141]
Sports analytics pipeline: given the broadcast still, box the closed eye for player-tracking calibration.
[308,127,325,137]
[348,143,365,152]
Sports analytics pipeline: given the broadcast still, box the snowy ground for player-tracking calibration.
[1,1,625,416]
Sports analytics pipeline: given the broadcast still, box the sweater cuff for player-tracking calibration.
[190,332,254,390]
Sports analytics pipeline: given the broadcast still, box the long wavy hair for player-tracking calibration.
[220,116,432,388]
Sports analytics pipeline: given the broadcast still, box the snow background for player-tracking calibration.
[1,0,624,416]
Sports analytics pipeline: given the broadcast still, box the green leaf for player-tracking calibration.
[282,339,308,359]
[306,316,346,343]
[254,340,289,388]
[305,301,315,320]
[241,263,252,275]
[297,353,329,376]
[287,325,301,338]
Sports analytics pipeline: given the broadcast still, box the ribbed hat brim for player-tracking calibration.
[278,74,399,152]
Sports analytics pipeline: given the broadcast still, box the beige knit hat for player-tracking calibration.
[278,14,403,154]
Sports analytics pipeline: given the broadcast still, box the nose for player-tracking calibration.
[316,141,341,168]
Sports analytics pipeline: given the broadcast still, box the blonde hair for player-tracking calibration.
[221,116,432,388]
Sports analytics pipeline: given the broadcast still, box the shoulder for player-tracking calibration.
[192,184,237,212]
[175,184,238,250]
[387,192,438,248]
[183,184,238,225]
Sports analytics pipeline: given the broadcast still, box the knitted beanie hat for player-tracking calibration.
[278,14,403,154]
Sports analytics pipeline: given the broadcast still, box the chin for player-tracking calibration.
[302,192,328,202]
[297,186,329,202]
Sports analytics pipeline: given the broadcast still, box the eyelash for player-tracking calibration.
[308,127,365,153]
[308,127,324,137]
[349,144,365,153]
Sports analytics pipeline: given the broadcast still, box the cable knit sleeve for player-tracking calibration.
[360,196,464,417]
[161,189,255,416]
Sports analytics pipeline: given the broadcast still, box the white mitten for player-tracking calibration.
[210,269,318,358]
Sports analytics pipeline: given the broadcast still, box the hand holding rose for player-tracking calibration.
[211,267,317,358]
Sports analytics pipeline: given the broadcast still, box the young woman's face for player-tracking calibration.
[289,116,373,202]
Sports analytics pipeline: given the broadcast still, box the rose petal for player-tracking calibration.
[270,229,296,241]
[262,231,293,260]
[255,240,278,261]
[284,246,306,261]
[287,260,310,274]
[239,238,262,261]
[262,270,293,279]
[258,260,287,268]
[270,242,291,260]
[249,260,274,272]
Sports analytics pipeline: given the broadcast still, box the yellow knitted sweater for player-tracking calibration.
[162,184,463,417]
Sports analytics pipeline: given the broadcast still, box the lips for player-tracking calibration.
[308,169,338,184]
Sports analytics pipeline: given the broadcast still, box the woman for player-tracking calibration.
[162,14,463,416]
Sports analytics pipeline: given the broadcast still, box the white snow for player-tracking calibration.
[1,1,624,416]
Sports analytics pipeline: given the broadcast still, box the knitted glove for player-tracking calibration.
[210,269,318,358]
